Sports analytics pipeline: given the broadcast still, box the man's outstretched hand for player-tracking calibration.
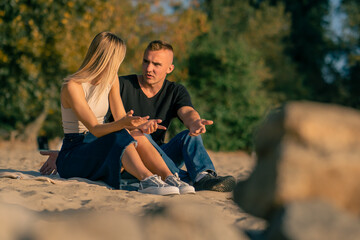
[39,150,59,175]
[189,119,213,136]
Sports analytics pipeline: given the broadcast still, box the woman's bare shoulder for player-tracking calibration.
[61,80,86,107]
[62,80,84,93]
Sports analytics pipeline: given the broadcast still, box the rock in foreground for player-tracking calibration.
[233,101,360,239]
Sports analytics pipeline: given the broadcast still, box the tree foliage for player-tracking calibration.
[0,0,207,141]
[186,37,270,151]
[244,1,307,101]
[339,0,360,108]
[174,0,281,151]
[268,0,335,101]
[1,0,359,151]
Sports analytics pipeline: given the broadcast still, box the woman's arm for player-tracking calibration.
[108,79,131,121]
[62,80,148,138]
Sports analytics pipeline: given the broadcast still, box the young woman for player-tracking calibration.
[56,32,194,195]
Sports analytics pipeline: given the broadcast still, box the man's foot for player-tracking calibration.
[138,175,180,195]
[193,174,236,192]
[165,173,195,194]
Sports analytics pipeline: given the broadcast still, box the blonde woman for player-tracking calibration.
[56,32,194,195]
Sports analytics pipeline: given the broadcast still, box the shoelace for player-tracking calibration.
[169,173,185,186]
[150,175,166,187]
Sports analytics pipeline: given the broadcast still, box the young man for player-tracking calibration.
[40,40,236,192]
[117,40,235,192]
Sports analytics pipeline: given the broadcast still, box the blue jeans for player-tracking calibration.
[145,130,216,183]
[57,130,136,189]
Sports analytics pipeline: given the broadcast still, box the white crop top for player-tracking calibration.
[61,82,111,134]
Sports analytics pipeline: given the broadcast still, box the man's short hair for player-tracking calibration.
[145,40,173,53]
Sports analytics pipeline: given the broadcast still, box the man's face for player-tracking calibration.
[142,49,174,86]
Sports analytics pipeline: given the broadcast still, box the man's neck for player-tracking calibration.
[137,75,164,98]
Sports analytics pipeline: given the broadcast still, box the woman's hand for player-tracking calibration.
[39,150,59,175]
[118,110,150,129]
[137,119,167,134]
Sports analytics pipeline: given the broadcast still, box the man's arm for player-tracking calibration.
[177,106,213,136]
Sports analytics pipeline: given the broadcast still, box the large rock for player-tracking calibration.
[266,200,360,240]
[0,203,143,240]
[141,199,248,240]
[0,199,247,240]
[233,101,360,218]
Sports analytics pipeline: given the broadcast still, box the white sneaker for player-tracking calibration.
[165,173,195,194]
[138,175,180,195]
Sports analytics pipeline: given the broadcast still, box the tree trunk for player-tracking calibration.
[17,102,49,145]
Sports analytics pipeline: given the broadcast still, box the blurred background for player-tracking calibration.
[0,0,359,151]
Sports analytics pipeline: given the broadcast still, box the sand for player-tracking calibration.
[0,140,266,240]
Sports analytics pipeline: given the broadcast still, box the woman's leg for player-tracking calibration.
[122,136,180,195]
[130,130,173,180]
[121,143,154,181]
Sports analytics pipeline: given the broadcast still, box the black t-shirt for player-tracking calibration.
[119,74,193,145]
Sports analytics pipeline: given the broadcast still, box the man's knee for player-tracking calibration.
[177,130,203,144]
[178,130,190,139]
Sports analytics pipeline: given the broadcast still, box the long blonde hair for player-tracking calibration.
[64,32,126,102]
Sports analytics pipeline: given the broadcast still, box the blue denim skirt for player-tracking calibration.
[56,129,136,189]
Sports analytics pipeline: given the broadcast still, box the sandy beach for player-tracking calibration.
[0,140,266,239]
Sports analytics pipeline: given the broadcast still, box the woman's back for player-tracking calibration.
[61,81,110,134]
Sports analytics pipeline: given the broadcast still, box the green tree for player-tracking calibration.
[0,0,208,143]
[0,0,69,141]
[268,0,333,101]
[187,37,270,151]
[244,1,307,101]
[340,0,360,108]
[178,0,275,151]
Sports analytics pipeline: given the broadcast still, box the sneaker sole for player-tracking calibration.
[138,186,180,196]
[179,186,196,194]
